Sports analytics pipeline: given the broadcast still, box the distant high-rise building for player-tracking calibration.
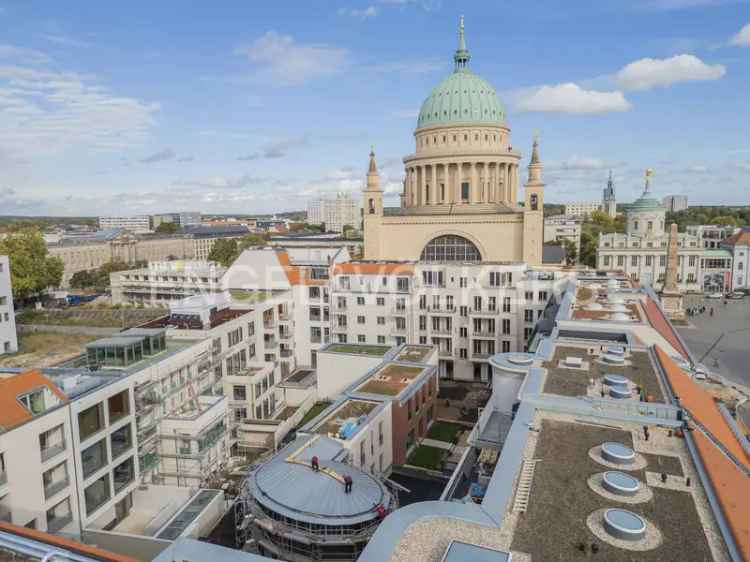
[152,212,201,229]
[307,193,359,233]
[564,201,601,218]
[98,215,152,233]
[662,194,688,212]
[0,255,18,354]
[601,170,617,218]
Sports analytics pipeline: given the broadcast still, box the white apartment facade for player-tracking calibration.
[110,261,227,307]
[98,216,152,234]
[663,194,688,212]
[543,216,581,257]
[686,224,739,249]
[563,202,601,218]
[722,229,750,291]
[0,256,17,354]
[306,193,360,233]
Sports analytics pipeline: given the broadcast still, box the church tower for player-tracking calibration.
[602,170,617,218]
[362,148,383,259]
[522,137,544,265]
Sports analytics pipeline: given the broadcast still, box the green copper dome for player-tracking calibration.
[630,194,664,211]
[417,17,505,130]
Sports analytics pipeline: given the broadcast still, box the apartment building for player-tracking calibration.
[544,215,581,256]
[723,228,750,291]
[306,192,360,233]
[110,260,226,306]
[152,212,201,229]
[563,201,601,218]
[662,194,688,212]
[687,224,740,249]
[98,216,152,234]
[328,262,563,381]
[0,256,17,354]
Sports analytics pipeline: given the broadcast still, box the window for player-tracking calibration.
[42,462,69,499]
[460,306,468,317]
[81,439,108,479]
[397,277,410,291]
[113,457,135,493]
[108,390,129,423]
[308,286,320,299]
[461,182,470,201]
[502,319,511,334]
[603,256,611,267]
[233,385,247,401]
[377,316,385,325]
[421,235,480,262]
[502,340,511,353]
[689,255,696,267]
[474,296,482,311]
[339,276,350,290]
[524,310,534,323]
[660,255,666,267]
[376,297,385,306]
[645,255,652,266]
[460,326,468,337]
[358,335,366,343]
[39,425,65,461]
[488,296,496,311]
[419,316,427,330]
[377,335,386,344]
[78,403,104,442]
[46,498,72,533]
[459,348,468,359]
[525,291,533,301]
[631,255,638,267]
[110,424,132,460]
[538,291,547,302]
[84,474,111,516]
[419,336,427,344]
[503,297,511,313]
[489,271,501,287]
[460,277,468,288]
[357,296,365,306]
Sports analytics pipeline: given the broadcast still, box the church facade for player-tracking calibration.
[362,18,544,266]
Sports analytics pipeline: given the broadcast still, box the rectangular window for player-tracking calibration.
[233,385,247,401]
[42,461,69,500]
[502,340,511,353]
[460,306,468,317]
[503,297,511,313]
[357,296,365,306]
[39,425,66,462]
[489,271,501,287]
[46,498,72,533]
[502,318,511,334]
[78,403,104,442]
[358,334,366,343]
[524,309,534,323]
[110,424,132,460]
[377,297,385,306]
[397,277,410,291]
[461,182,470,201]
[113,457,135,493]
[107,390,130,423]
[377,316,386,325]
[377,335,386,344]
[84,474,111,516]
[81,439,108,479]
[488,296,496,311]
[357,315,366,324]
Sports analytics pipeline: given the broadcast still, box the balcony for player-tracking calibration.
[472,330,496,338]
[264,339,278,349]
[438,349,454,358]
[428,306,455,314]
[471,351,492,360]
[391,307,408,315]
[47,512,73,533]
[471,308,498,317]
[391,325,407,334]
[332,324,348,333]
[280,349,293,359]
[40,440,66,463]
[279,332,292,341]
[44,476,70,499]
[432,327,452,335]
[263,321,275,332]
[278,311,291,322]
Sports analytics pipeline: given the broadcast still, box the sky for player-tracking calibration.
[1,0,749,216]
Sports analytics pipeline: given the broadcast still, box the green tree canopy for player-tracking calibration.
[155,222,180,234]
[69,260,145,291]
[208,238,240,267]
[0,230,64,300]
[238,233,269,251]
[561,238,578,266]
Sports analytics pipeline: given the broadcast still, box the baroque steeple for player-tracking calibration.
[365,147,381,192]
[454,16,470,71]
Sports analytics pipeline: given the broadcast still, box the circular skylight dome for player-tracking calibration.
[601,442,636,465]
[605,346,625,356]
[603,508,646,541]
[604,373,629,387]
[610,386,633,399]
[507,354,533,366]
[603,353,626,364]
[602,472,640,496]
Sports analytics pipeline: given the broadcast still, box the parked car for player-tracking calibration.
[727,292,744,299]
[706,293,722,300]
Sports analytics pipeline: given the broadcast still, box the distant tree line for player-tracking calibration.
[0,230,64,301]
[665,206,750,231]
[208,233,270,267]
[70,260,147,291]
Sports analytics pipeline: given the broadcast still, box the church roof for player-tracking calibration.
[416,18,505,130]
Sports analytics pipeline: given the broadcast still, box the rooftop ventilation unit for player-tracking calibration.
[507,354,534,366]
[602,471,640,496]
[564,357,583,368]
[603,508,646,541]
[604,346,625,356]
[601,442,636,465]
[602,353,626,365]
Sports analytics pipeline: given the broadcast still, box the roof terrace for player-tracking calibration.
[324,343,391,357]
[354,363,425,397]
[394,345,433,363]
[313,399,380,439]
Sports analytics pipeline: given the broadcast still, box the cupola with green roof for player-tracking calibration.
[416,16,505,130]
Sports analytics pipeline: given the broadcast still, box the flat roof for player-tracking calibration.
[354,363,425,397]
[509,415,721,562]
[395,345,433,363]
[324,343,391,357]
[313,399,380,438]
[442,541,510,562]
[542,344,666,402]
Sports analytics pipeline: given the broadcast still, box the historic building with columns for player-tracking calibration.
[363,19,544,266]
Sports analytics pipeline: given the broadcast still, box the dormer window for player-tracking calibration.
[18,390,45,415]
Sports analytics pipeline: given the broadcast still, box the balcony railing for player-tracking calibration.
[391,307,408,315]
[472,330,496,338]
[471,351,492,360]
[438,349,453,358]
[471,308,498,316]
[391,325,407,334]
[432,327,452,335]
[44,477,70,499]
[47,512,73,533]
[280,349,293,358]
[40,440,66,463]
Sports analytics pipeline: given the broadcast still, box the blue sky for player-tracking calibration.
[1,0,749,216]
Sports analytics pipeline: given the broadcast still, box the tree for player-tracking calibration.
[561,239,578,266]
[155,222,180,234]
[238,233,269,251]
[0,230,64,300]
[208,238,240,267]
[69,260,144,291]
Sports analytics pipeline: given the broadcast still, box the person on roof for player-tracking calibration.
[343,474,353,493]
[311,455,319,472]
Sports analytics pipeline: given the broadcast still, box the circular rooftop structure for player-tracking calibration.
[604,373,629,387]
[603,509,647,541]
[602,471,640,496]
[249,441,393,527]
[602,353,626,365]
[489,352,535,374]
[601,442,636,465]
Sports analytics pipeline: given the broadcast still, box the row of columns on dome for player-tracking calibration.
[403,161,519,207]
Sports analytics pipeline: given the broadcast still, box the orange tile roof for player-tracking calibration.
[655,346,750,469]
[692,431,750,561]
[0,521,140,562]
[332,262,415,276]
[0,370,67,431]
[275,250,329,286]
[721,229,750,247]
[642,296,690,359]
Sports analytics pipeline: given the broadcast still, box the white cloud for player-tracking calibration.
[36,33,91,48]
[730,23,750,45]
[0,59,159,160]
[615,54,725,91]
[0,44,51,65]
[235,32,348,86]
[514,83,631,114]
[339,6,378,18]
[546,156,622,171]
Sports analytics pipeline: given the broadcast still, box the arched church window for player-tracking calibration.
[530,194,538,211]
[369,199,375,214]
[420,235,481,262]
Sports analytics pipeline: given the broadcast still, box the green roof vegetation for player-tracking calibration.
[297,401,331,428]
[325,343,390,356]
[407,445,446,470]
[229,290,272,303]
[426,421,464,443]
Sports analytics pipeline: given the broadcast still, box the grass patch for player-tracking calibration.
[426,421,463,443]
[438,385,469,401]
[325,343,390,356]
[229,290,271,303]
[17,308,164,328]
[0,331,96,368]
[297,402,331,428]
[407,445,446,470]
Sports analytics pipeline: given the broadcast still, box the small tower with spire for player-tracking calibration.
[602,170,617,218]
[362,147,383,259]
[523,135,545,265]
[454,15,470,71]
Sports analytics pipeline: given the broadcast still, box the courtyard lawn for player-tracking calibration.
[427,421,464,443]
[407,445,446,471]
[297,402,331,428]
